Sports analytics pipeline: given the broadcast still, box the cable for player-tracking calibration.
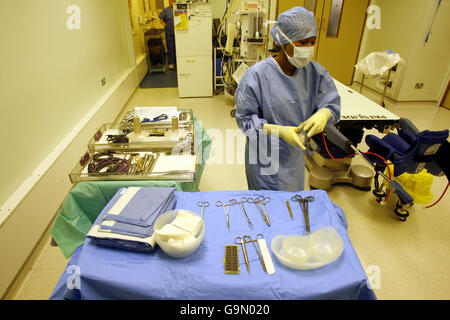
[217,0,239,52]
[321,131,356,161]
[221,55,235,89]
[425,181,449,208]
[321,130,392,201]
[88,152,129,174]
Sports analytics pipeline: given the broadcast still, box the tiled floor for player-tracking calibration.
[4,84,450,300]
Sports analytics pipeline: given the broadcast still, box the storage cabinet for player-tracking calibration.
[177,56,212,97]
[174,2,212,97]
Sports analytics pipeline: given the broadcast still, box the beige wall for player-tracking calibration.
[398,0,450,101]
[0,0,143,296]
[130,0,150,62]
[0,0,135,208]
[355,0,450,102]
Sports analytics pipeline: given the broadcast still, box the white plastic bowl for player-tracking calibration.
[309,227,343,261]
[282,235,312,263]
[154,210,205,258]
[271,227,344,270]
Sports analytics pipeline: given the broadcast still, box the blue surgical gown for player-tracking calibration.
[159,7,176,65]
[235,56,341,191]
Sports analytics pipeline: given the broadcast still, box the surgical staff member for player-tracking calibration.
[235,7,341,191]
[159,0,176,70]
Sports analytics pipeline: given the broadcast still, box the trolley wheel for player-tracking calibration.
[394,207,409,222]
[230,109,236,117]
[372,189,386,203]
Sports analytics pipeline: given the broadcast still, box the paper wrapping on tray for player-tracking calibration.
[151,154,196,175]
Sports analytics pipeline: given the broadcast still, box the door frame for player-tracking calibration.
[439,79,450,109]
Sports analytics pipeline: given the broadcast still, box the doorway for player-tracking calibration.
[131,0,178,89]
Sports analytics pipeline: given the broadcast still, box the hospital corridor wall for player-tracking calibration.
[354,0,450,103]
[0,0,146,297]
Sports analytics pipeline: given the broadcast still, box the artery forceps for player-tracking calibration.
[197,201,209,219]
[257,195,271,220]
[291,195,314,235]
[216,200,230,231]
[246,197,271,227]
[229,198,254,230]
[234,236,250,274]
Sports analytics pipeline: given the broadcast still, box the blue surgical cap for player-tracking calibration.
[270,7,317,45]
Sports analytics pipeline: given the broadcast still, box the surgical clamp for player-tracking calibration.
[197,201,209,219]
[234,236,250,274]
[229,198,254,230]
[216,200,230,231]
[246,197,271,227]
[257,195,271,221]
[291,195,314,235]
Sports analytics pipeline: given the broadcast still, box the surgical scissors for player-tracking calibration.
[234,236,250,273]
[197,201,209,219]
[291,195,314,235]
[216,200,230,231]
[229,198,254,230]
[246,196,271,227]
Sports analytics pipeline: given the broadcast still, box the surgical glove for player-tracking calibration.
[263,124,306,150]
[298,108,332,138]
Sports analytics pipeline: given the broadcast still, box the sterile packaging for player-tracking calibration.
[154,210,205,258]
[355,51,403,79]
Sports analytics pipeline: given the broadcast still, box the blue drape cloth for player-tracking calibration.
[87,187,176,247]
[102,187,176,227]
[50,190,377,300]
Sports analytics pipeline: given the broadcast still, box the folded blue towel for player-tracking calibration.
[99,193,176,237]
[87,187,177,252]
[87,237,155,252]
[102,187,176,227]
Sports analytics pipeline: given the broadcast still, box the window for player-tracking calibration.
[327,0,344,37]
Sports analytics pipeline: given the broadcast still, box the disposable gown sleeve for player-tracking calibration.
[235,71,267,134]
[315,70,341,126]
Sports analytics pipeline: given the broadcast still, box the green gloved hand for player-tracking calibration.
[298,108,332,138]
[263,123,306,150]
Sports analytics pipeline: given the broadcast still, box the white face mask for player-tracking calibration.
[276,27,314,68]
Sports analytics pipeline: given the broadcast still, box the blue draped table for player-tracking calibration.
[50,189,376,300]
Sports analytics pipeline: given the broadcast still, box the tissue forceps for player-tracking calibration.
[216,200,230,231]
[197,201,209,219]
[234,236,250,274]
[291,195,314,235]
[229,198,254,230]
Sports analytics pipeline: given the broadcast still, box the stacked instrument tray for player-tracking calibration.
[69,109,199,183]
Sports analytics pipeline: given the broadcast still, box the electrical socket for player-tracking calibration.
[101,78,106,86]
[415,83,424,89]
